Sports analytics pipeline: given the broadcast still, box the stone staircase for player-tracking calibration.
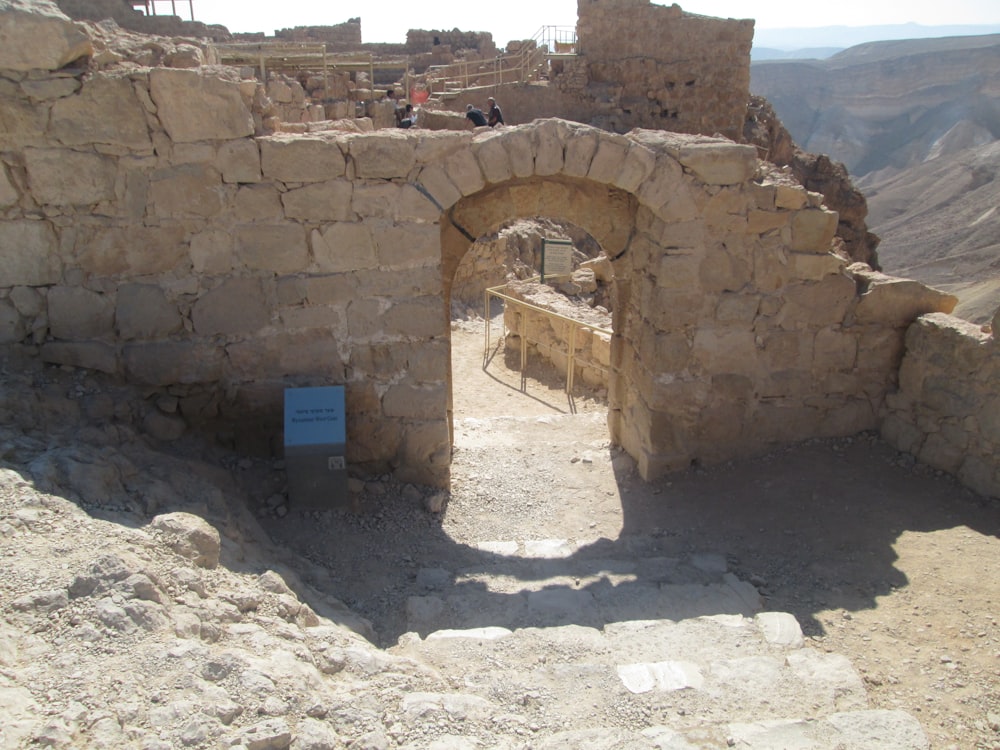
[389,537,929,748]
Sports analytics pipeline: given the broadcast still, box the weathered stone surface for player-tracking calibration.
[150,512,221,569]
[149,163,222,218]
[47,286,114,340]
[49,74,151,150]
[312,223,377,273]
[259,136,346,182]
[123,341,226,384]
[0,220,61,286]
[0,164,20,206]
[0,0,92,72]
[76,224,186,277]
[348,132,416,178]
[116,284,182,340]
[227,331,344,379]
[283,181,353,222]
[235,225,308,272]
[192,278,270,335]
[149,69,254,143]
[216,139,261,183]
[234,184,283,222]
[24,148,117,206]
[474,132,514,184]
[850,265,958,325]
[789,207,839,252]
[677,141,757,185]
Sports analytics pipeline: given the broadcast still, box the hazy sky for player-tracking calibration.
[187,0,1000,43]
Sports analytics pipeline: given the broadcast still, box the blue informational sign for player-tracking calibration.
[283,386,346,447]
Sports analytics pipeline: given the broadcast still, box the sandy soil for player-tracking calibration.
[441,318,1000,748]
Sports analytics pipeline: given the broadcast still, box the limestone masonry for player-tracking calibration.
[0,0,996,497]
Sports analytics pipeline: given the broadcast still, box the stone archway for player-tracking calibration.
[418,119,894,483]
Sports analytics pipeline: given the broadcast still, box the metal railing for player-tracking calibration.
[423,25,577,99]
[484,280,612,399]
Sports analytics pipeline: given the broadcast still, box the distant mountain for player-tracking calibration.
[753,23,1000,52]
[752,47,843,62]
[750,34,1000,177]
[864,141,1000,324]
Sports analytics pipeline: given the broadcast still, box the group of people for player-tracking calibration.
[466,97,504,128]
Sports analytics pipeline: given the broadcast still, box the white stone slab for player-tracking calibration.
[616,661,704,694]
[426,627,512,641]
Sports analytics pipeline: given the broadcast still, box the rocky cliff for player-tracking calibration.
[750,34,1000,178]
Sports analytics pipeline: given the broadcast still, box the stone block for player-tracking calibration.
[189,229,235,274]
[443,149,485,197]
[382,383,447,420]
[397,183,441,221]
[115,284,182,340]
[774,183,808,210]
[282,181,353,222]
[395,420,451,488]
[233,184,283,222]
[48,286,114,340]
[0,220,61,286]
[149,69,254,143]
[615,142,656,193]
[40,341,117,373]
[699,245,752,293]
[23,148,116,206]
[75,224,187,277]
[501,129,535,179]
[473,133,514,184]
[588,135,629,185]
[150,163,222,218]
[850,267,958,326]
[348,132,417,178]
[0,0,92,72]
[192,278,270,335]
[124,341,227,385]
[373,222,439,269]
[9,286,43,316]
[563,129,599,178]
[692,327,757,373]
[382,296,447,339]
[49,74,151,150]
[813,327,858,371]
[0,298,25,343]
[415,164,461,210]
[227,331,344,379]
[532,119,567,176]
[352,182,402,219]
[259,135,347,183]
[777,274,858,330]
[677,142,756,185]
[789,207,838,252]
[747,209,788,235]
[216,139,261,184]
[655,251,700,291]
[279,305,341,330]
[0,164,18,207]
[235,225,308,272]
[311,223,377,273]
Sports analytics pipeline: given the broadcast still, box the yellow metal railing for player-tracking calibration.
[484,280,612,399]
[423,25,577,99]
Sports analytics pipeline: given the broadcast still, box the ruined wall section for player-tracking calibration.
[0,7,451,485]
[571,0,753,139]
[883,311,1000,497]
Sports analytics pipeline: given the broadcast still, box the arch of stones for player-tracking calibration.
[1,3,994,497]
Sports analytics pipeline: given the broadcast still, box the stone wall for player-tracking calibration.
[273,19,362,49]
[426,0,753,140]
[882,310,1000,497]
[2,0,993,498]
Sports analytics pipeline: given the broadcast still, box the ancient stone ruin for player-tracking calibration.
[0,0,997,498]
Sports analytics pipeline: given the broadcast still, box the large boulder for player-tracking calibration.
[0,0,92,72]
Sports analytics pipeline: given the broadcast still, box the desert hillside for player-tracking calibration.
[862,141,1000,323]
[750,34,1000,177]
[753,34,1000,321]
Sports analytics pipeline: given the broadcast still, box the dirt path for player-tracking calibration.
[446,318,1000,748]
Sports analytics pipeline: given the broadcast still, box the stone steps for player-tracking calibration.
[389,538,930,749]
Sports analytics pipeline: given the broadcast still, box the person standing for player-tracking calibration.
[487,97,504,127]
